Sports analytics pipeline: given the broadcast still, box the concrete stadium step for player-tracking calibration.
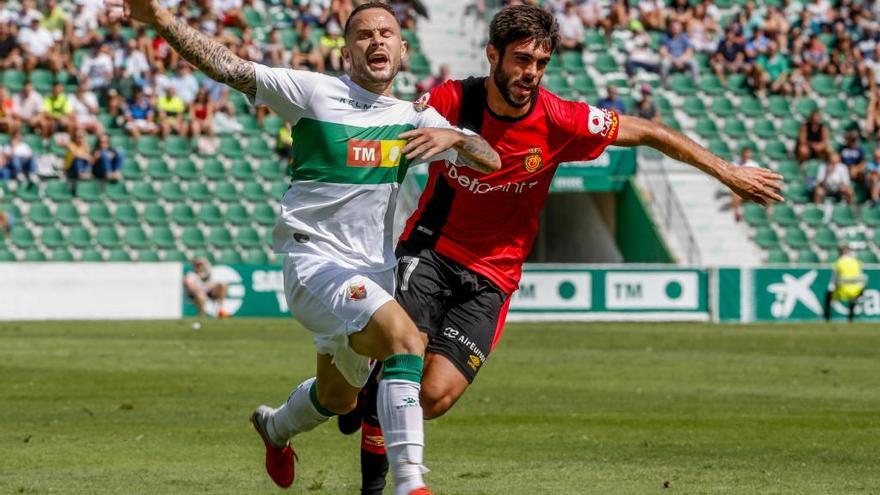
[418,0,487,78]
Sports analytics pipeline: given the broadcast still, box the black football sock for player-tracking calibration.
[360,366,389,495]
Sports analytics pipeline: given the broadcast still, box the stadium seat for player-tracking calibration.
[776,160,800,181]
[739,96,764,118]
[163,249,188,262]
[795,99,819,119]
[125,161,144,180]
[124,227,151,249]
[668,74,697,96]
[186,182,212,203]
[726,74,750,95]
[813,227,839,250]
[146,159,172,180]
[784,181,810,204]
[16,183,41,202]
[174,159,199,180]
[781,119,801,140]
[236,227,262,249]
[723,118,748,139]
[571,73,596,95]
[41,227,65,249]
[247,137,274,158]
[700,75,725,96]
[770,204,799,226]
[708,140,731,161]
[81,249,104,261]
[844,231,868,246]
[695,118,718,139]
[165,136,193,158]
[767,95,792,118]
[136,136,164,157]
[764,141,791,162]
[825,98,849,120]
[766,249,790,264]
[753,226,780,249]
[219,137,245,159]
[209,227,234,248]
[242,181,267,202]
[51,248,75,262]
[182,227,207,249]
[230,160,255,180]
[853,96,869,118]
[108,249,131,262]
[57,203,80,226]
[152,226,176,249]
[68,227,93,249]
[160,182,186,202]
[132,183,158,202]
[202,158,227,180]
[218,249,244,264]
[681,97,706,118]
[171,204,197,226]
[259,160,286,180]
[105,182,131,202]
[254,203,276,226]
[144,204,169,225]
[216,182,239,202]
[96,226,122,249]
[743,203,768,227]
[24,249,47,262]
[831,204,858,227]
[271,182,290,199]
[811,74,836,97]
[801,205,825,226]
[752,119,777,140]
[114,203,140,226]
[711,98,736,118]
[244,249,270,264]
[237,114,262,136]
[263,114,284,136]
[198,204,224,225]
[1,69,26,91]
[797,248,821,264]
[0,249,15,261]
[88,203,114,226]
[857,250,878,264]
[137,250,161,262]
[594,53,618,74]
[75,181,102,202]
[28,204,55,226]
[226,204,252,225]
[561,51,585,72]
[46,181,74,202]
[861,206,880,227]
[874,230,880,248]
[783,227,809,249]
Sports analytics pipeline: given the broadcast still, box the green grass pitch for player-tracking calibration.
[2,320,879,494]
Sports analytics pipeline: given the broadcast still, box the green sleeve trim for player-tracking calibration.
[309,380,337,417]
[382,354,423,383]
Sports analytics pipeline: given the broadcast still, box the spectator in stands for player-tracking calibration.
[277,122,293,160]
[839,124,867,183]
[0,129,37,185]
[801,34,830,73]
[798,110,831,162]
[577,0,604,33]
[0,22,23,70]
[624,25,661,80]
[80,43,115,94]
[764,4,791,49]
[319,21,345,73]
[0,196,11,236]
[637,0,666,31]
[212,0,247,29]
[70,79,103,135]
[189,87,214,138]
[416,64,451,94]
[118,39,151,87]
[597,85,626,115]
[65,130,92,192]
[813,153,854,205]
[171,63,200,105]
[40,82,75,139]
[72,2,101,48]
[42,0,71,41]
[11,82,43,132]
[238,26,263,63]
[123,86,159,137]
[390,0,417,30]
[750,40,791,96]
[92,133,124,183]
[292,23,323,72]
[711,28,746,86]
[731,146,760,222]
[789,62,814,98]
[632,84,661,123]
[866,148,880,205]
[0,87,18,135]
[184,257,229,318]
[830,34,857,76]
[556,2,584,51]
[659,21,699,87]
[607,0,631,37]
[744,26,772,61]
[18,18,62,73]
[157,85,187,139]
[263,29,286,68]
[687,2,720,53]
[668,0,692,26]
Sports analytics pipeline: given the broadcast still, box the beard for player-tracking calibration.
[493,65,537,109]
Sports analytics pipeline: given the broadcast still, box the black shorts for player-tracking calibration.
[394,243,510,383]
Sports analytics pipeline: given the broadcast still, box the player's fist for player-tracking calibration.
[723,164,784,206]
[106,0,162,26]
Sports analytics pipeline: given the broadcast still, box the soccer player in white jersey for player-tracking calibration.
[112,1,501,493]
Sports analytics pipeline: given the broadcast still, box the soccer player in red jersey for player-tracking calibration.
[343,5,784,492]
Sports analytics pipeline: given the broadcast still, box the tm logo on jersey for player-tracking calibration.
[347,139,406,168]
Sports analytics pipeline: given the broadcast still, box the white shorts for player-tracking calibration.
[282,251,395,387]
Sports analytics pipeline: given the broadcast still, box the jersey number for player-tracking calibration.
[399,256,420,292]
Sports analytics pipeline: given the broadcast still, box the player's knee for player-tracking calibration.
[420,385,456,419]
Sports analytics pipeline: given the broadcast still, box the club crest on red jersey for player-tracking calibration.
[413,92,430,112]
[522,147,543,173]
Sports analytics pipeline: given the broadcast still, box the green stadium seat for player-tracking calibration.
[844,231,868,246]
[41,227,65,249]
[753,226,780,249]
[797,248,821,264]
[840,75,863,96]
[125,160,144,180]
[561,51,585,72]
[752,119,777,140]
[813,227,839,250]
[136,136,164,157]
[105,182,131,202]
[723,118,748,139]
[186,182,211,203]
[766,249,790,264]
[743,203,768,227]
[271,182,290,200]
[88,203,113,226]
[570,73,596,95]
[784,181,809,204]
[242,181,266,202]
[132,183,158,202]
[216,182,239,202]
[81,249,104,261]
[800,205,824,227]
[107,249,131,262]
[68,227,92,249]
[114,203,140,226]
[75,181,102,202]
[190,249,216,264]
[739,96,764,118]
[408,52,431,75]
[831,204,858,227]
[163,249,188,262]
[236,227,262,249]
[182,227,207,249]
[144,204,168,225]
[137,250,161,262]
[160,182,186,202]
[770,204,798,226]
[695,118,718,139]
[244,249,269,264]
[51,248,75,262]
[668,74,697,96]
[708,139,731,161]
[24,249,47,261]
[96,226,122,249]
[57,203,80,226]
[783,227,809,249]
[811,74,836,97]
[862,206,880,227]
[125,226,151,249]
[219,137,245,159]
[46,181,74,202]
[198,204,224,225]
[711,97,736,117]
[776,160,801,181]
[247,137,273,159]
[767,96,791,118]
[594,53,618,74]
[874,230,880,248]
[0,249,15,261]
[16,183,41,202]
[542,73,568,95]
[853,97,869,118]
[165,136,193,158]
[857,250,878,264]
[152,226,176,249]
[218,249,244,264]
[825,98,849,120]
[254,203,276,226]
[171,204,197,226]
[174,159,199,180]
[237,114,262,136]
[230,160,255,180]
[259,160,286,180]
[803,159,821,179]
[781,119,801,140]
[226,204,251,225]
[146,159,172,180]
[545,53,563,75]
[28,204,54,226]
[202,158,226,180]
[681,96,706,119]
[764,141,791,162]
[110,135,134,153]
[725,74,750,95]
[209,227,234,248]
[795,99,819,119]
[263,114,284,136]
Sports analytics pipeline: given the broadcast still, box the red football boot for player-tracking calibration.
[408,488,433,495]
[251,406,296,488]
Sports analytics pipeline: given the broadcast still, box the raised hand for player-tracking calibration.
[722,165,784,206]
[106,0,162,25]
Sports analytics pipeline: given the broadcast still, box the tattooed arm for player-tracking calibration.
[112,0,256,99]
[399,128,501,173]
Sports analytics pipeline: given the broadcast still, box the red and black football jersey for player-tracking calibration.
[399,77,620,294]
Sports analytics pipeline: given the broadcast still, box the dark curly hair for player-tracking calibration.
[489,5,560,56]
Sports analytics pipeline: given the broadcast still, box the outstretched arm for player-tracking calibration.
[615,115,784,205]
[110,0,256,100]
[399,128,501,173]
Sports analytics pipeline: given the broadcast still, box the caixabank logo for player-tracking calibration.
[760,269,880,320]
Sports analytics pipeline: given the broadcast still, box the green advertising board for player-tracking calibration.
[717,267,880,322]
[183,264,710,321]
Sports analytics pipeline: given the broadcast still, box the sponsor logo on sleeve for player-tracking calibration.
[347,139,405,167]
[587,107,618,137]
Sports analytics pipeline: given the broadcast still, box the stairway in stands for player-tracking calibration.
[417,0,488,79]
